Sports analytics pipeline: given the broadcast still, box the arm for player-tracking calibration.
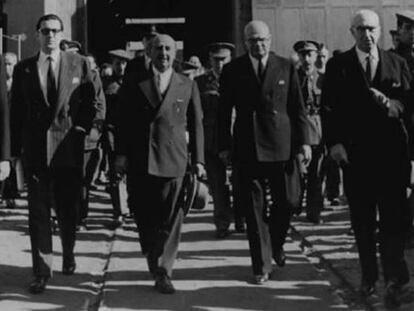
[217,64,235,163]
[287,62,311,162]
[187,80,205,177]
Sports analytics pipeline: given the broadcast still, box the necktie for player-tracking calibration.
[365,54,372,84]
[257,59,264,84]
[47,56,57,108]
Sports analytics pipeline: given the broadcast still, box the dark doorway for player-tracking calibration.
[87,0,234,66]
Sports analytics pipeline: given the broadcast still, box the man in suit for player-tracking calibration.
[321,10,414,308]
[196,42,234,238]
[219,20,311,285]
[394,11,414,247]
[115,34,205,294]
[10,14,103,294]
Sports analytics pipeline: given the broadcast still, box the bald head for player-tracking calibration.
[149,34,177,72]
[350,10,381,53]
[351,10,380,28]
[244,20,272,59]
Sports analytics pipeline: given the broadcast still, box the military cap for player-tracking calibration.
[207,42,235,58]
[181,60,199,71]
[108,49,134,61]
[293,40,320,53]
[60,39,82,52]
[396,11,414,26]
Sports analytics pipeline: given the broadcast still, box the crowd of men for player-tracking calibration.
[1,8,414,309]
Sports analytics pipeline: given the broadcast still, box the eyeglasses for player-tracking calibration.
[247,37,270,44]
[39,28,62,36]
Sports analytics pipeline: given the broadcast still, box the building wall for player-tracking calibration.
[252,0,414,58]
[4,0,86,59]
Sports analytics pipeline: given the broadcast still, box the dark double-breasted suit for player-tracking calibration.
[10,51,103,277]
[321,47,413,286]
[116,66,204,277]
[219,52,309,276]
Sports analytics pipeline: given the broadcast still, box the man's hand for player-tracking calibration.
[301,145,312,166]
[0,161,10,181]
[218,150,231,166]
[387,99,403,118]
[369,87,389,107]
[194,163,206,179]
[114,155,128,175]
[330,144,349,165]
[410,161,414,188]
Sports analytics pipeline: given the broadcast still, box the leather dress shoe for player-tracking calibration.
[154,274,176,294]
[273,249,286,267]
[253,273,270,285]
[62,261,76,275]
[29,276,49,294]
[359,282,376,297]
[384,281,414,309]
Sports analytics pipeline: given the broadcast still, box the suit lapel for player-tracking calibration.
[139,76,162,109]
[348,48,371,89]
[27,55,46,106]
[261,53,282,92]
[55,52,72,114]
[156,72,182,116]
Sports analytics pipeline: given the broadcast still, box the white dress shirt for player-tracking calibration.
[355,46,379,81]
[249,53,269,80]
[152,65,173,95]
[37,50,61,99]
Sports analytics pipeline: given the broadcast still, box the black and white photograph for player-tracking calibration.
[1,0,414,310]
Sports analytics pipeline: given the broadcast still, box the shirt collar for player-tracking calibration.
[355,45,379,63]
[39,50,61,64]
[248,53,269,68]
[152,65,173,78]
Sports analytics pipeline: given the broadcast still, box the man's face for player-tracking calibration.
[298,50,317,72]
[37,19,63,54]
[150,35,176,72]
[399,21,414,47]
[209,51,231,75]
[4,55,17,80]
[351,12,380,53]
[245,24,271,60]
[112,58,127,77]
[315,48,329,70]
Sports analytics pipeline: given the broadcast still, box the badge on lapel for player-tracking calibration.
[278,80,285,85]
[72,77,80,84]
[392,81,401,88]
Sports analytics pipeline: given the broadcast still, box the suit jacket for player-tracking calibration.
[321,47,413,164]
[10,51,104,172]
[219,52,310,163]
[115,67,204,178]
[0,55,10,161]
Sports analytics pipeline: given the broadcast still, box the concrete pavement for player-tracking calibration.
[0,187,412,310]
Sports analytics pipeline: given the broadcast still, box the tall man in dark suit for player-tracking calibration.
[321,10,414,308]
[10,14,103,294]
[115,34,205,294]
[219,20,311,285]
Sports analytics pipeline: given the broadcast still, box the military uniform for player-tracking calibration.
[294,40,325,223]
[196,68,232,235]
